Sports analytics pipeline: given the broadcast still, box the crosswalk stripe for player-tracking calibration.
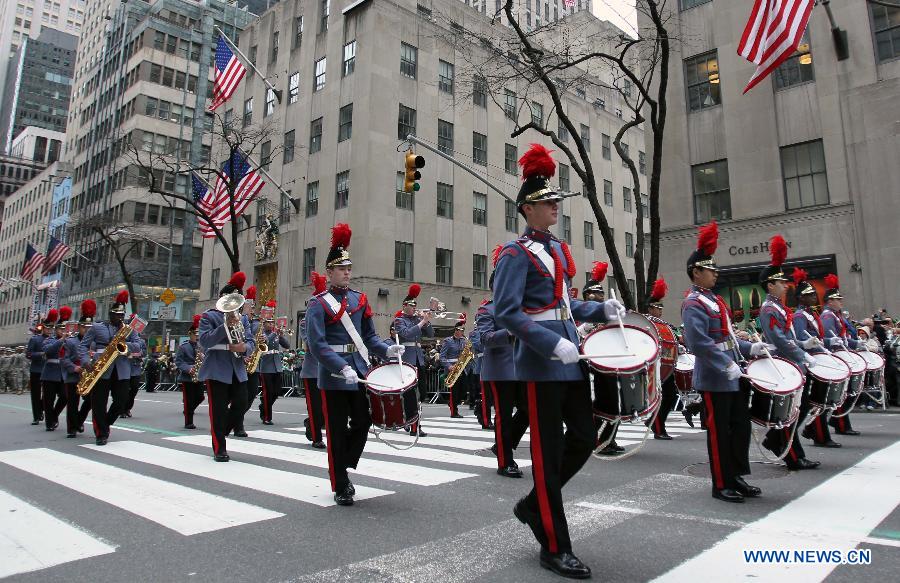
[413,425,530,442]
[419,420,532,438]
[343,430,497,451]
[0,448,282,535]
[82,441,393,507]
[166,434,476,486]
[0,488,116,579]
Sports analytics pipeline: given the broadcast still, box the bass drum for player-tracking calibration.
[647,315,677,382]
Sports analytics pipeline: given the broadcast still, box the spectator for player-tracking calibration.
[144,353,159,393]
[884,328,900,406]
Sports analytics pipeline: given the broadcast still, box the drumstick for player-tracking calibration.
[609,289,632,352]
[740,374,779,387]
[551,353,635,361]
[749,326,785,381]
[329,374,393,389]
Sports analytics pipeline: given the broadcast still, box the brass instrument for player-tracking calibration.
[245,321,269,374]
[191,345,203,382]
[444,339,474,388]
[215,292,246,358]
[76,322,132,396]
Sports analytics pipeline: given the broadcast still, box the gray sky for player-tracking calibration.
[593,0,638,36]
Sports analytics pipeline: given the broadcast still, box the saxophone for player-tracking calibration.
[77,323,132,396]
[444,339,474,388]
[191,344,203,382]
[245,322,269,374]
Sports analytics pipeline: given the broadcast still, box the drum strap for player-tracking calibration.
[522,240,574,325]
[322,293,370,366]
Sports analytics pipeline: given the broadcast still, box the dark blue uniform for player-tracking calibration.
[124,337,147,416]
[469,324,493,428]
[244,317,262,427]
[822,308,862,435]
[61,333,90,436]
[258,328,290,423]
[299,315,324,444]
[26,332,48,423]
[41,334,68,430]
[175,340,204,428]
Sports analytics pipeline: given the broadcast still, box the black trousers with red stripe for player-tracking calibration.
[701,389,752,490]
[488,380,529,468]
[808,410,834,443]
[42,381,67,429]
[830,399,855,433]
[475,380,495,428]
[302,377,324,441]
[205,376,248,456]
[124,375,141,413]
[30,372,43,421]
[648,375,678,436]
[259,373,280,422]
[321,385,371,492]
[520,380,594,554]
[181,381,205,426]
[244,372,260,415]
[765,376,811,462]
[90,372,130,439]
[447,371,472,415]
[64,383,90,434]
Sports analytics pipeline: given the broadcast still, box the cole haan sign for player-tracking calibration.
[728,239,793,257]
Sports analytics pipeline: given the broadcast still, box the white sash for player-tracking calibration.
[695,293,720,314]
[322,293,370,365]
[522,240,573,323]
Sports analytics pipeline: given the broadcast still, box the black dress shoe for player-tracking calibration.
[450,413,463,418]
[66,433,77,438]
[414,429,428,437]
[214,453,230,462]
[539,550,592,579]
[712,488,745,503]
[683,411,695,428]
[334,486,354,506]
[122,411,132,418]
[95,437,108,446]
[311,440,326,449]
[611,441,625,452]
[262,420,274,426]
[78,424,84,433]
[514,497,547,547]
[789,458,820,470]
[836,429,860,436]
[304,418,313,441]
[654,432,673,440]
[234,430,248,437]
[497,464,524,478]
[184,423,196,430]
[596,444,622,456]
[819,440,842,448]
[31,420,39,425]
[482,423,495,430]
[734,477,761,497]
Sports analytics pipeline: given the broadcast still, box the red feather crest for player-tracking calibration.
[770,235,787,267]
[227,271,246,290]
[518,143,556,180]
[331,223,352,249]
[80,299,97,318]
[46,309,59,323]
[114,290,129,304]
[59,306,73,321]
[591,261,608,283]
[792,268,809,286]
[245,285,257,300]
[311,271,327,294]
[650,278,668,302]
[697,221,719,255]
[491,245,503,268]
[824,274,839,289]
[394,310,404,318]
[192,314,202,328]
[407,284,421,299]
[266,300,276,308]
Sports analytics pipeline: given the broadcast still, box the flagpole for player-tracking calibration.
[237,148,292,198]
[213,25,283,103]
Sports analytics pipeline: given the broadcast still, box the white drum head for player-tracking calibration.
[366,362,417,392]
[856,350,885,371]
[675,353,695,371]
[622,312,660,344]
[583,325,659,372]
[808,353,851,381]
[746,357,804,394]
[832,350,866,375]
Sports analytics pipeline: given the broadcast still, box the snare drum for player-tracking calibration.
[365,363,420,430]
[806,353,851,410]
[742,357,805,428]
[647,315,677,381]
[832,350,866,398]
[674,353,695,394]
[583,324,660,422]
[855,350,885,389]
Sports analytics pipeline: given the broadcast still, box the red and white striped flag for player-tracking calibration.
[209,34,247,111]
[737,0,814,93]
[20,242,44,280]
[42,236,71,275]
[192,151,265,238]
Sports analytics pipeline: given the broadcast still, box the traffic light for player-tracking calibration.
[403,149,425,193]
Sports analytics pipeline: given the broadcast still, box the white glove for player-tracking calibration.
[603,299,626,321]
[553,338,581,365]
[750,342,776,357]
[859,343,870,352]
[827,337,845,348]
[799,337,820,350]
[340,365,360,385]
[725,362,743,380]
[386,344,406,359]
[803,353,817,367]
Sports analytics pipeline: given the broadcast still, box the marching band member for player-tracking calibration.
[440,322,471,418]
[681,221,772,503]
[493,144,623,578]
[26,318,49,425]
[259,300,290,425]
[62,300,94,437]
[646,279,680,440]
[300,273,327,449]
[306,224,404,506]
[393,284,432,436]
[40,308,69,431]
[175,315,205,430]
[821,275,863,438]
[756,238,820,470]
[197,272,255,461]
[469,321,493,430]
[122,332,147,418]
[78,291,143,446]
[242,285,260,434]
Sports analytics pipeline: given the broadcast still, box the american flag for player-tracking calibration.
[738,0,814,93]
[20,242,44,280]
[193,152,265,238]
[42,236,71,275]
[209,34,247,111]
[563,0,576,7]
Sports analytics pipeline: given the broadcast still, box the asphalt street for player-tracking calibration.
[0,390,898,583]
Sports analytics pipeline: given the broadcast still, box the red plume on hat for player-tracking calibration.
[491,245,503,268]
[792,267,809,286]
[80,299,97,318]
[824,274,839,289]
[770,235,787,267]
[697,221,719,255]
[311,271,327,294]
[245,285,257,300]
[266,300,276,308]
[591,261,609,283]
[228,271,246,291]
[331,223,352,250]
[650,278,668,302]
[46,309,59,323]
[59,306,73,321]
[191,314,202,330]
[518,143,556,181]
[406,284,421,300]
[115,290,129,304]
[394,310,403,318]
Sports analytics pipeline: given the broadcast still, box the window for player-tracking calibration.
[302,248,316,284]
[680,0,712,9]
[561,215,571,243]
[580,124,590,151]
[242,97,253,127]
[625,232,634,258]
[774,31,814,89]
[437,182,454,218]
[559,163,570,191]
[260,141,272,170]
[604,180,613,206]
[395,241,413,280]
[338,104,353,142]
[558,117,569,141]
[147,204,159,224]
[335,171,350,208]
[398,105,416,141]
[306,181,319,217]
[473,254,488,289]
[396,172,414,210]
[400,42,417,78]
[692,159,731,223]
[320,0,330,33]
[531,102,544,127]
[436,248,453,284]
[639,150,646,174]
[265,88,276,117]
[210,268,220,299]
[314,57,326,91]
[871,1,900,62]
[623,187,632,212]
[473,76,487,107]
[602,133,611,160]
[288,72,300,103]
[249,45,257,66]
[505,199,518,232]
[584,221,594,249]
[270,31,279,63]
[685,51,721,112]
[294,16,303,48]
[342,40,356,76]
[473,132,487,166]
[283,130,295,163]
[134,202,146,222]
[503,89,517,119]
[505,143,518,175]
[781,140,829,209]
[473,192,487,225]
[594,97,606,112]
[309,117,323,153]
[280,192,293,223]
[438,120,454,154]
[438,60,454,94]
